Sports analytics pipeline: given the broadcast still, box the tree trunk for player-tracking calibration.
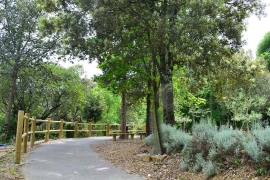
[152,55,165,154]
[120,91,127,139]
[146,79,152,136]
[159,52,175,125]
[1,72,17,143]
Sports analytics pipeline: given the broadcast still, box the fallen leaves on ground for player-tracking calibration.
[91,138,270,180]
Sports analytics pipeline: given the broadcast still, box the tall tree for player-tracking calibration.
[92,0,264,124]
[0,0,58,142]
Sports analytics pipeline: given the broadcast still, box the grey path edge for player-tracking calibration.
[24,137,144,180]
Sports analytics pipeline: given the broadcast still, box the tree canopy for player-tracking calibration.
[257,31,270,70]
[0,0,58,142]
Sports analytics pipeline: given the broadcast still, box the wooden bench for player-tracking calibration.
[110,132,135,141]
[138,132,147,140]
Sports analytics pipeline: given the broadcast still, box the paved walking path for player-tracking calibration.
[24,137,144,180]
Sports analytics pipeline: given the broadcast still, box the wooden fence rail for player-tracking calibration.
[14,110,146,164]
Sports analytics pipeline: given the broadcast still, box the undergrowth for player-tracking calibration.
[145,121,270,179]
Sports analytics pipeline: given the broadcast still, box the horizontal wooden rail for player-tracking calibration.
[35,130,48,133]
[50,120,60,123]
[64,122,74,124]
[36,119,48,122]
[49,130,60,132]
[78,130,90,132]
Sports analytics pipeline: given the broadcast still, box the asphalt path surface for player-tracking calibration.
[24,137,144,180]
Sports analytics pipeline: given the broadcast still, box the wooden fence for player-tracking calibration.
[14,110,146,164]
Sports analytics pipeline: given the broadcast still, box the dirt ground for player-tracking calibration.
[0,140,44,180]
[91,138,270,180]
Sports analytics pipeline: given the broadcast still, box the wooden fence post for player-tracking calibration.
[15,110,24,164]
[88,122,92,137]
[23,113,30,153]
[30,116,36,148]
[45,118,51,142]
[59,119,63,139]
[106,123,110,136]
[74,121,78,138]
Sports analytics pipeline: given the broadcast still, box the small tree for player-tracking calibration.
[224,88,266,131]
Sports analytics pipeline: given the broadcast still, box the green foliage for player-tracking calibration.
[202,161,219,180]
[147,120,270,178]
[64,124,75,138]
[145,134,154,146]
[181,121,217,172]
[181,122,244,178]
[212,129,243,158]
[257,31,270,70]
[160,124,192,154]
[243,135,261,162]
[13,63,87,120]
[82,93,103,123]
[193,153,205,172]
[256,166,268,176]
[90,85,121,124]
[224,88,266,129]
[0,0,58,142]
[244,127,270,166]
[144,124,192,154]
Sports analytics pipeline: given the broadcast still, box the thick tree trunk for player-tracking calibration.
[146,80,152,136]
[160,52,175,125]
[152,56,166,155]
[160,77,175,125]
[120,91,127,139]
[1,73,17,143]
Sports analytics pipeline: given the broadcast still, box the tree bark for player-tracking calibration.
[146,79,152,136]
[152,55,166,154]
[1,72,17,143]
[159,52,175,125]
[120,91,127,139]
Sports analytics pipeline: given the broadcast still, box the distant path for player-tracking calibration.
[24,137,143,180]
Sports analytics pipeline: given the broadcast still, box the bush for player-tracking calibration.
[203,161,219,179]
[181,121,217,172]
[243,135,261,162]
[242,127,270,166]
[146,121,270,178]
[193,153,205,172]
[181,121,244,178]
[144,124,191,154]
[211,129,243,160]
[160,124,192,154]
[145,134,154,146]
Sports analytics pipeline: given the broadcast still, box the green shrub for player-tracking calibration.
[146,121,270,178]
[212,129,243,159]
[181,122,244,175]
[181,121,217,171]
[242,127,270,167]
[202,161,219,179]
[145,134,154,146]
[193,153,205,172]
[243,134,261,162]
[144,124,191,154]
[161,124,192,154]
